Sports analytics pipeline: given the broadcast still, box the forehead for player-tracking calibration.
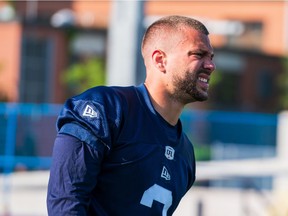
[178,28,213,52]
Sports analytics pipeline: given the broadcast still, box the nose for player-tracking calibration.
[204,59,216,72]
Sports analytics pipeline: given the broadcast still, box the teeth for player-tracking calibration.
[198,77,208,83]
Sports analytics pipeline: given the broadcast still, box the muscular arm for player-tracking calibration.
[47,133,104,216]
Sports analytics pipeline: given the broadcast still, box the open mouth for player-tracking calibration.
[198,77,208,83]
[197,74,210,90]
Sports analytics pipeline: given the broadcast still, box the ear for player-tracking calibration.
[152,50,166,72]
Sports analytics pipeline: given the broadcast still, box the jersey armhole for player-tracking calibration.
[59,122,111,152]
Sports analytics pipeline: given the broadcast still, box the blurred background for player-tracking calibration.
[0,1,288,215]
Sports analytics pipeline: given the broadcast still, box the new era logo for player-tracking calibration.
[82,105,98,118]
[161,166,171,181]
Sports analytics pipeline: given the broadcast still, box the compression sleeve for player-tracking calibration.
[47,133,105,216]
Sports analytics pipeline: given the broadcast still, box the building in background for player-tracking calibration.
[0,1,287,113]
[1,3,288,214]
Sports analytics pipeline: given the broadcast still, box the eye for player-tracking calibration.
[195,53,203,57]
[188,51,203,58]
[210,53,215,60]
[193,52,204,59]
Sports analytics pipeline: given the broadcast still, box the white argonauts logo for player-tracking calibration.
[165,146,175,160]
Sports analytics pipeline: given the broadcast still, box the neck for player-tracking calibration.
[144,83,184,126]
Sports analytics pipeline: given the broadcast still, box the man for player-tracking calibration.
[47,15,215,216]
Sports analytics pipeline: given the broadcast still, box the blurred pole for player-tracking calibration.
[26,0,38,21]
[106,0,145,86]
[197,199,203,216]
[135,1,146,85]
[274,111,288,192]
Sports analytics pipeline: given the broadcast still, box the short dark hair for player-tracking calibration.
[142,15,209,50]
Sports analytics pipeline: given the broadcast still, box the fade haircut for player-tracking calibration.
[141,15,209,53]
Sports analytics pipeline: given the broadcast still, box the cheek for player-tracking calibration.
[171,62,188,77]
[167,58,198,81]
[183,71,198,85]
[166,55,186,70]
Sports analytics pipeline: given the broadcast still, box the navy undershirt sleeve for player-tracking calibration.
[47,133,105,216]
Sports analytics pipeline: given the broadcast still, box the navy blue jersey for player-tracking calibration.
[47,84,195,216]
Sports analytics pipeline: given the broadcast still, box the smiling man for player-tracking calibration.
[47,15,216,216]
[142,17,215,125]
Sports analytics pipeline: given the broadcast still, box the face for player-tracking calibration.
[165,28,216,104]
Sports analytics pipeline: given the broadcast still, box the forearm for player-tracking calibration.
[47,134,102,215]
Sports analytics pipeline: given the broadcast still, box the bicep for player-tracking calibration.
[47,133,105,215]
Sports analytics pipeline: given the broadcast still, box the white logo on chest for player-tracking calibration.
[165,146,175,160]
[161,166,171,181]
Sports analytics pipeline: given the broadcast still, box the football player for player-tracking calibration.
[47,15,215,216]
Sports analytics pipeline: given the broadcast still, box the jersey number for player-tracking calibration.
[140,184,172,216]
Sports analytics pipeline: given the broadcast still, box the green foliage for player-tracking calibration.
[278,56,288,110]
[209,69,222,87]
[194,144,211,161]
[207,69,223,108]
[62,58,106,96]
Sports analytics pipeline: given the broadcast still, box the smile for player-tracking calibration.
[198,77,208,83]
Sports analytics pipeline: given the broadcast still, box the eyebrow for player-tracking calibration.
[188,49,214,58]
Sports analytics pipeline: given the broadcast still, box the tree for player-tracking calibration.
[61,57,106,97]
[278,56,288,110]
